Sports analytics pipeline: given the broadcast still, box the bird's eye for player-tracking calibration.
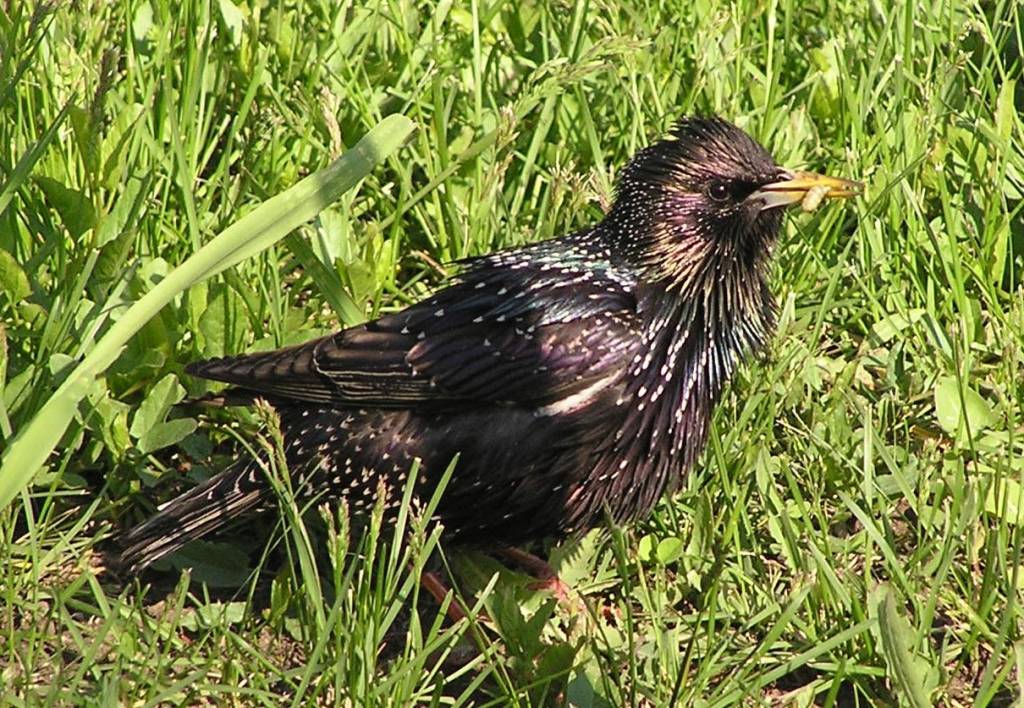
[707,182,731,202]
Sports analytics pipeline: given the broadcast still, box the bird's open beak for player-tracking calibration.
[750,170,863,212]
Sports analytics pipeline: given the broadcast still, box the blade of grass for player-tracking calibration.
[0,113,415,510]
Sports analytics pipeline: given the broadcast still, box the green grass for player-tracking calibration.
[1,0,1022,704]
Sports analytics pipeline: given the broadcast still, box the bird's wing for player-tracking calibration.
[184,326,419,405]
[187,254,641,408]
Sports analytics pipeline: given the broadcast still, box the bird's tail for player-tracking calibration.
[121,461,267,571]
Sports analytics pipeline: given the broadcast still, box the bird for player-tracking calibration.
[121,116,861,572]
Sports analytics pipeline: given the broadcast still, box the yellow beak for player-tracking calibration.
[750,170,863,212]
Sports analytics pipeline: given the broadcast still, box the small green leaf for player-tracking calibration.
[196,601,248,628]
[35,176,97,239]
[547,528,602,587]
[535,643,577,697]
[808,42,841,119]
[933,375,995,438]
[869,309,926,345]
[1004,161,1024,200]
[217,0,245,47]
[168,541,250,588]
[138,418,198,454]
[984,478,1024,526]
[69,104,100,178]
[637,534,655,563]
[94,175,147,248]
[1015,641,1024,706]
[18,302,47,327]
[132,1,154,44]
[656,537,683,565]
[130,373,186,440]
[995,79,1016,146]
[93,230,134,293]
[48,353,77,380]
[565,672,598,708]
[87,393,133,459]
[0,248,31,302]
[0,323,7,392]
[198,285,244,358]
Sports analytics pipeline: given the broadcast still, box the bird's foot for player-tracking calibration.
[420,570,480,624]
[494,546,574,605]
[527,574,573,604]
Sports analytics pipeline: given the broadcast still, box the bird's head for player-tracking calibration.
[605,116,861,292]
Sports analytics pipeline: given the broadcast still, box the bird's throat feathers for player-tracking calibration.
[623,267,776,475]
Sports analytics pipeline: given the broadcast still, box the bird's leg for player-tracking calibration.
[493,546,571,603]
[420,570,472,623]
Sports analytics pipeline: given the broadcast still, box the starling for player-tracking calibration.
[122,117,861,570]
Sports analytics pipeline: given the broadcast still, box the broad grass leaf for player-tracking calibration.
[933,375,995,439]
[0,114,415,510]
[869,584,937,708]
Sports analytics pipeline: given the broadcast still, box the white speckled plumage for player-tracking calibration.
[122,117,810,570]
